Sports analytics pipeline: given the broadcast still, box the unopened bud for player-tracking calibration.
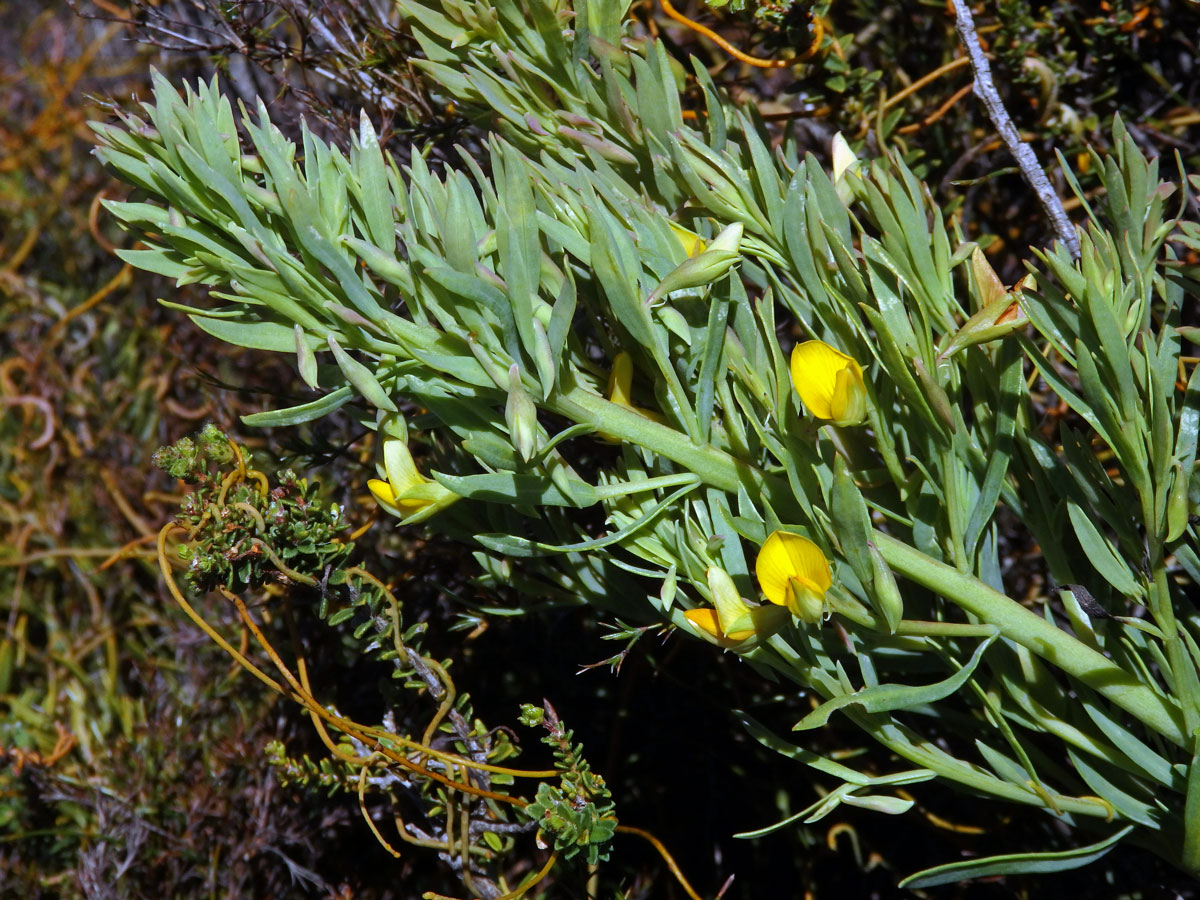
[295,325,319,389]
[832,133,860,205]
[645,223,743,306]
[832,133,858,184]
[868,543,903,633]
[1167,462,1190,543]
[505,364,540,462]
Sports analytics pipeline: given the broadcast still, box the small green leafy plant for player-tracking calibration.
[519,702,618,865]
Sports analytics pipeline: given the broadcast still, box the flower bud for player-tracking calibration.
[868,543,903,633]
[294,325,319,389]
[831,133,858,184]
[831,133,860,205]
[505,364,540,462]
[645,223,743,307]
[328,335,397,412]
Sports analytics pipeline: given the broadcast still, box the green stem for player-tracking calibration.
[1148,553,1200,875]
[550,374,773,498]
[896,619,999,638]
[876,532,1187,747]
[1148,555,1200,735]
[1184,744,1200,876]
[557,371,1185,746]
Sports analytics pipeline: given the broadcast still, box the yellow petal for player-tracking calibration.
[683,608,757,644]
[832,133,857,184]
[790,341,866,425]
[368,478,398,506]
[755,531,832,614]
[369,477,433,514]
[607,351,635,407]
[392,484,439,513]
[686,604,787,645]
[723,624,757,642]
[601,352,662,442]
[684,608,724,641]
[669,221,707,258]
[383,437,430,493]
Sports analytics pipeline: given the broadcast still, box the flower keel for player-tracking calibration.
[755,531,833,624]
[790,341,868,427]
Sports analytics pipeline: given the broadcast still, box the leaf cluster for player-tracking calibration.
[158,428,351,592]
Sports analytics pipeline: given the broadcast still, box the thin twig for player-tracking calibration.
[950,0,1079,257]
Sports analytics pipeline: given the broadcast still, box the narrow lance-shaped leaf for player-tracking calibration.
[900,826,1133,889]
[327,335,397,412]
[1066,501,1140,598]
[794,632,998,730]
[295,325,319,389]
[352,110,396,253]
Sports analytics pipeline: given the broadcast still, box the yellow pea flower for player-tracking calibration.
[684,566,788,646]
[668,221,707,258]
[831,133,861,205]
[831,133,858,185]
[368,434,458,523]
[790,340,868,427]
[755,531,833,624]
[606,352,663,422]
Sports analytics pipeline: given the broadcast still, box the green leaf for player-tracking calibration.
[1067,749,1159,826]
[496,142,546,386]
[351,111,396,253]
[695,277,732,443]
[1066,501,1139,597]
[840,793,913,815]
[832,456,873,589]
[476,479,699,558]
[794,633,998,730]
[190,315,321,353]
[964,345,1022,557]
[241,386,354,427]
[327,336,398,412]
[899,826,1133,889]
[327,607,357,627]
[434,471,597,508]
[740,712,935,788]
[1175,352,1200,470]
[862,240,918,355]
[115,247,193,280]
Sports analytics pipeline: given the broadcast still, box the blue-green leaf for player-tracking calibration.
[1066,501,1139,597]
[794,633,997,730]
[899,826,1133,889]
[241,386,354,427]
